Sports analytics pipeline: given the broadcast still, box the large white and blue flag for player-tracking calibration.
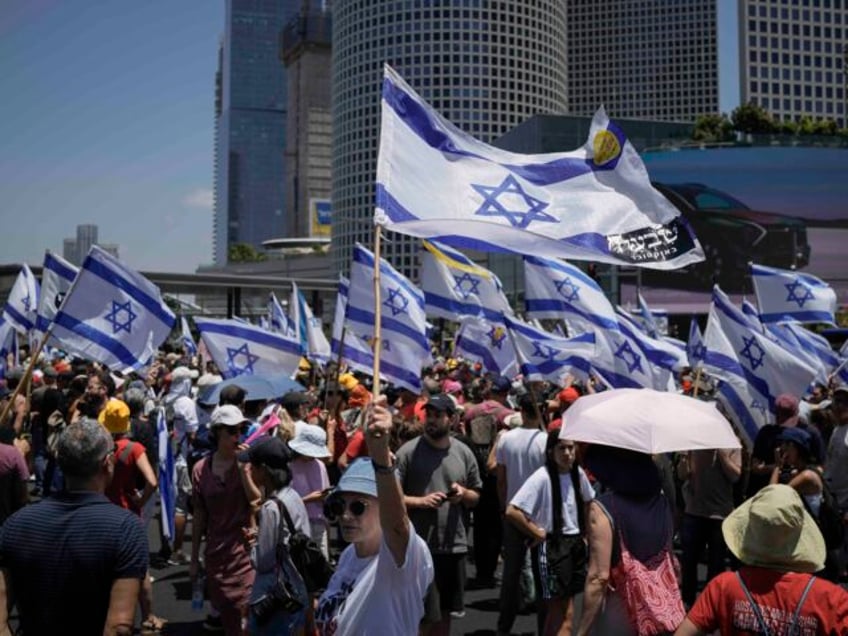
[751,263,836,324]
[35,251,78,338]
[3,264,40,335]
[180,316,197,357]
[523,255,619,335]
[268,292,296,338]
[504,315,594,384]
[703,286,817,443]
[156,408,176,542]
[375,65,704,269]
[454,317,518,378]
[51,247,175,371]
[194,317,301,379]
[290,282,331,363]
[687,318,706,368]
[331,276,378,379]
[420,240,512,321]
[616,308,689,372]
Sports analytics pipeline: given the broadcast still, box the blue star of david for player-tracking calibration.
[21,294,31,313]
[555,277,580,302]
[471,175,557,229]
[614,341,644,374]
[226,343,259,375]
[453,273,481,299]
[104,300,137,335]
[750,398,769,419]
[488,326,507,350]
[532,341,558,362]
[383,287,409,317]
[784,280,815,308]
[740,336,765,371]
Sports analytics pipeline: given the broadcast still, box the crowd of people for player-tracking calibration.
[0,347,847,635]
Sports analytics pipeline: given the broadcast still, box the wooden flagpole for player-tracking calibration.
[372,226,383,399]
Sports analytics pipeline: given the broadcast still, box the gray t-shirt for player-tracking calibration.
[396,436,483,555]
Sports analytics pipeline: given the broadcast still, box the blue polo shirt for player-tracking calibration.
[0,491,148,635]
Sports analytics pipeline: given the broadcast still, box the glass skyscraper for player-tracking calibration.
[213,0,303,266]
[331,0,567,278]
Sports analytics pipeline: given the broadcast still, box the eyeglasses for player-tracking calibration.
[324,497,370,520]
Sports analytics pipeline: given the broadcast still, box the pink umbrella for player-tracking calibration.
[560,388,741,453]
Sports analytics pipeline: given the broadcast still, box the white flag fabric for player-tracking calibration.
[637,292,661,338]
[615,309,688,373]
[375,65,704,269]
[3,264,40,334]
[454,317,518,378]
[0,319,15,379]
[268,292,296,338]
[751,263,836,324]
[194,317,301,379]
[290,282,331,363]
[346,243,430,364]
[687,318,706,368]
[156,408,176,541]
[51,247,175,371]
[523,255,619,334]
[504,315,595,384]
[420,240,512,321]
[180,316,197,357]
[35,251,78,338]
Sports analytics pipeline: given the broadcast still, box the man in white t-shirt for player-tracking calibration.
[495,392,547,636]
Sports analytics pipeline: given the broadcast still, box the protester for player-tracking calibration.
[190,404,256,636]
[315,400,433,635]
[0,419,148,635]
[169,368,201,566]
[674,484,848,635]
[506,431,594,636]
[288,423,333,559]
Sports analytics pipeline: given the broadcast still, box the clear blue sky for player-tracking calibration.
[0,0,740,274]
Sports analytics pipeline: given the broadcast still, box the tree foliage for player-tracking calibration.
[228,243,267,263]
[730,101,777,134]
[692,113,736,142]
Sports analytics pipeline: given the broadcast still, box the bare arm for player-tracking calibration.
[133,452,158,509]
[366,399,411,568]
[103,577,141,636]
[0,569,12,636]
[238,461,262,523]
[189,489,207,582]
[674,618,706,636]
[575,501,613,636]
[717,449,742,483]
[505,504,545,546]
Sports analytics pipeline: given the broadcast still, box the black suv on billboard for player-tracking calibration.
[651,182,810,289]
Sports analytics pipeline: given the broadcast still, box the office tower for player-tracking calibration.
[76,224,98,262]
[62,239,78,266]
[739,0,847,127]
[212,0,302,266]
[61,224,119,265]
[331,0,567,278]
[567,0,719,123]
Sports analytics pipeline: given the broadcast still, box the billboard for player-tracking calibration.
[310,198,331,237]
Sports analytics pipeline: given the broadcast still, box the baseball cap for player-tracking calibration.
[210,404,249,428]
[288,424,331,458]
[98,398,131,434]
[558,387,580,405]
[490,376,512,394]
[334,458,377,498]
[425,393,456,415]
[237,436,292,469]
[281,391,309,412]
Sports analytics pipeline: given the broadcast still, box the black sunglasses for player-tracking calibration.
[324,496,369,520]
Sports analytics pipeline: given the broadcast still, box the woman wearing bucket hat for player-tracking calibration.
[289,424,333,559]
[675,484,848,635]
[315,398,434,635]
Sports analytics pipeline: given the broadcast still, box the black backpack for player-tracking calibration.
[274,499,334,596]
[468,410,499,476]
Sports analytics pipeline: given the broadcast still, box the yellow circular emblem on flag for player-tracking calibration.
[592,130,621,166]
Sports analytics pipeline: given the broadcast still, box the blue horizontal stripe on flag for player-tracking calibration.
[340,342,421,392]
[195,322,301,355]
[520,356,592,379]
[524,256,602,290]
[704,349,774,403]
[456,336,506,375]
[716,383,761,443]
[591,365,643,389]
[45,253,77,282]
[53,311,145,369]
[35,316,50,332]
[345,306,429,352]
[352,247,425,307]
[713,292,756,331]
[524,299,618,331]
[84,257,175,328]
[424,292,506,322]
[4,306,33,332]
[760,310,834,323]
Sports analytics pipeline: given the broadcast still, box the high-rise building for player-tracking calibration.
[61,224,120,265]
[567,0,719,123]
[212,0,303,266]
[739,0,847,128]
[331,0,567,278]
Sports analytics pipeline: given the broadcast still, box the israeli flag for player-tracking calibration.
[268,292,296,338]
[523,255,619,334]
[703,286,817,439]
[420,240,512,321]
[193,317,302,379]
[3,264,40,334]
[375,65,704,269]
[687,318,706,368]
[35,251,78,338]
[51,247,175,371]
[504,314,594,384]
[616,309,688,372]
[637,292,661,338]
[751,263,836,324]
[156,408,176,542]
[454,317,518,378]
[741,299,765,331]
[0,319,15,379]
[347,243,430,362]
[290,282,331,363]
[180,316,197,357]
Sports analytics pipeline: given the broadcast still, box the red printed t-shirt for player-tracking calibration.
[105,438,147,514]
[344,429,370,461]
[687,566,848,635]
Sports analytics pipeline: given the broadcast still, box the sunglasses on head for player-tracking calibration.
[324,496,369,520]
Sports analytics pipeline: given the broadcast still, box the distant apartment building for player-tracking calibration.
[566,0,719,123]
[62,224,119,265]
[739,0,847,128]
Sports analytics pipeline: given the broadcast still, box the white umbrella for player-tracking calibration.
[560,388,741,453]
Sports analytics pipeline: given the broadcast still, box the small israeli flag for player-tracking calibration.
[35,251,78,337]
[180,316,197,357]
[751,263,837,324]
[3,264,40,334]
